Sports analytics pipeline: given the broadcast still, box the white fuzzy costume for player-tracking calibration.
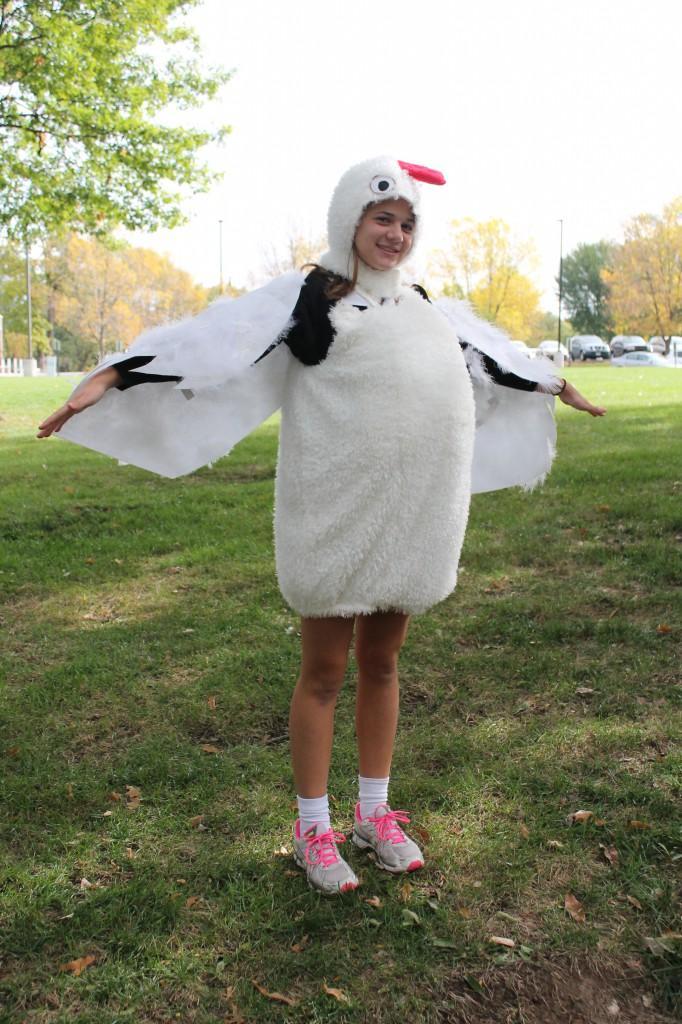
[275,271,475,617]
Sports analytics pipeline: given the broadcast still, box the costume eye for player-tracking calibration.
[370,175,395,195]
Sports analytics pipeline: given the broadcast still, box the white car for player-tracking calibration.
[611,351,678,368]
[510,340,533,358]
[536,340,570,363]
[610,334,647,357]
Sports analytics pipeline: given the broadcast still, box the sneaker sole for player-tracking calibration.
[292,851,359,895]
[352,831,425,873]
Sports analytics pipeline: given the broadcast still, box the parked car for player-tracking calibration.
[610,334,647,357]
[611,351,678,368]
[510,340,533,358]
[649,335,682,357]
[535,340,571,363]
[569,335,610,361]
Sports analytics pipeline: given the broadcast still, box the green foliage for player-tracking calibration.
[559,241,614,337]
[0,0,231,240]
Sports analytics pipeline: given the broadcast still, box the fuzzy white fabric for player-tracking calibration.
[274,287,475,618]
[319,156,422,280]
[58,273,303,477]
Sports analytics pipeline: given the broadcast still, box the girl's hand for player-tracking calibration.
[557,378,606,417]
[37,366,122,438]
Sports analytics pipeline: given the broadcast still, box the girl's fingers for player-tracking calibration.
[37,405,75,437]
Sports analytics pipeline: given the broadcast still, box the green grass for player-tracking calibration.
[1,367,680,1023]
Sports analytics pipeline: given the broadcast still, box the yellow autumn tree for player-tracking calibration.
[122,248,207,328]
[430,218,542,339]
[605,198,682,348]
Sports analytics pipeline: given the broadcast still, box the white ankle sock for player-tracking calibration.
[297,793,331,833]
[358,775,390,819]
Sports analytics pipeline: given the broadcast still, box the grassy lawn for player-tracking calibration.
[0,367,680,1024]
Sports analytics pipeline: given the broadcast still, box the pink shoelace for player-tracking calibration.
[368,808,410,845]
[303,828,347,867]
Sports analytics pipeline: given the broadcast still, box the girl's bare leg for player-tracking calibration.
[289,615,356,798]
[354,611,410,778]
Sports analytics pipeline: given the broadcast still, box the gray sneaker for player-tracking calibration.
[292,820,359,895]
[352,803,425,873]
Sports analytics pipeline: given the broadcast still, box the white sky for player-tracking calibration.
[129,0,682,311]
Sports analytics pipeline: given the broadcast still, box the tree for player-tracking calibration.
[0,239,50,355]
[261,232,327,280]
[604,198,682,350]
[0,0,230,241]
[431,218,542,339]
[559,241,613,337]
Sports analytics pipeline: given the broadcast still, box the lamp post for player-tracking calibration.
[555,219,565,369]
[218,219,224,294]
[25,243,33,361]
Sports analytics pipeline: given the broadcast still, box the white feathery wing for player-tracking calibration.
[58,272,304,478]
[435,299,558,493]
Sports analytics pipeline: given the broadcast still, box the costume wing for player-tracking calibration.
[436,298,558,494]
[59,272,305,478]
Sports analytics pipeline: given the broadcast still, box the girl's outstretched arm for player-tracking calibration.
[556,378,606,417]
[37,366,123,438]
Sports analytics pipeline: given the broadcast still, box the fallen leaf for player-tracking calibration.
[596,504,611,512]
[401,908,421,927]
[283,869,298,877]
[322,983,350,1004]
[274,845,290,857]
[79,878,95,890]
[109,791,122,803]
[185,895,201,908]
[125,785,141,810]
[564,893,586,923]
[125,847,136,860]
[290,934,309,953]
[66,783,74,800]
[568,810,593,825]
[607,998,620,1016]
[207,696,217,709]
[547,840,564,849]
[365,896,382,908]
[200,744,220,754]
[489,935,515,948]
[189,815,205,828]
[457,907,473,919]
[252,981,297,1006]
[519,822,530,839]
[59,954,96,976]
[46,991,60,1008]
[594,818,606,826]
[626,894,643,910]
[600,844,619,866]
[398,880,413,902]
[6,746,20,757]
[176,878,187,885]
[575,687,595,696]
[628,820,650,830]
[464,975,486,994]
[432,937,459,949]
[661,932,682,941]
[412,825,431,845]
[656,623,672,634]
[102,810,113,817]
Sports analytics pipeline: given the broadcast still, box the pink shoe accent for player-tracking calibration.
[407,859,424,872]
[366,806,412,845]
[340,879,359,893]
[295,820,348,868]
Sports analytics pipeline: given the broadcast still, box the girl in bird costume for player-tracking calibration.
[39,156,605,894]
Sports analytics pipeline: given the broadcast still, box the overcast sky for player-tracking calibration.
[129,0,682,311]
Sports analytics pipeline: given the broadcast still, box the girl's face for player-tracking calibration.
[353,198,415,271]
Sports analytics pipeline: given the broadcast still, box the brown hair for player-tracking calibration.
[303,250,359,300]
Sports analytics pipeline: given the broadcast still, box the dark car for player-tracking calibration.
[569,335,610,361]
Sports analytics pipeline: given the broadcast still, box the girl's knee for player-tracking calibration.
[298,657,347,704]
[355,646,400,683]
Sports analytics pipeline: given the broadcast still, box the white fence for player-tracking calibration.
[0,357,24,375]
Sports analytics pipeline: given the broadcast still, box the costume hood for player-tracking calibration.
[318,156,442,281]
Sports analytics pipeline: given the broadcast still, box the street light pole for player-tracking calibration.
[557,219,564,349]
[25,243,33,361]
[218,219,224,294]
